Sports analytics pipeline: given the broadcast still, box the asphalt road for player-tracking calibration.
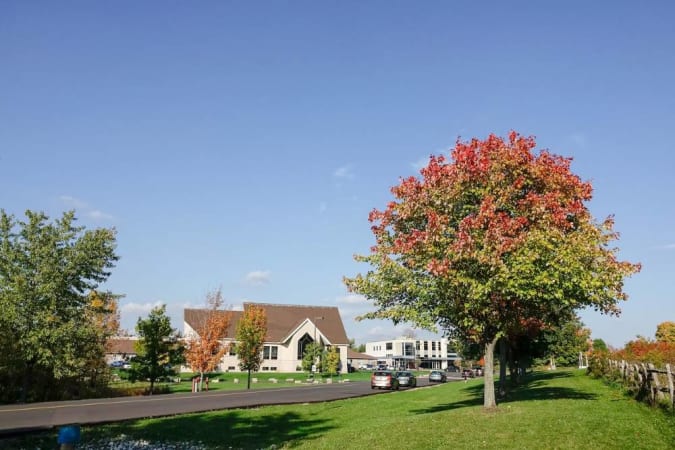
[0,377,449,434]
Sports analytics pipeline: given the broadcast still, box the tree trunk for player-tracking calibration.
[498,337,507,397]
[483,336,499,409]
[247,369,251,390]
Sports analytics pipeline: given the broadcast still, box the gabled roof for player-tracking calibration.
[184,309,242,339]
[106,337,138,355]
[184,302,349,345]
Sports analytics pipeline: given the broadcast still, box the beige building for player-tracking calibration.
[184,302,349,373]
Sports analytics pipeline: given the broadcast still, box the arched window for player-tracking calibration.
[297,333,314,359]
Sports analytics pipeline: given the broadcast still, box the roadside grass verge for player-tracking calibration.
[6,369,674,449]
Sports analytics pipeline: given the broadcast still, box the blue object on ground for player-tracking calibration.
[57,425,81,444]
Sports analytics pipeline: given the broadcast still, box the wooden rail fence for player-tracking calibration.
[606,359,674,409]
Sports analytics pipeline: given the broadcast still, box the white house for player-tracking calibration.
[183,302,349,373]
[365,336,459,370]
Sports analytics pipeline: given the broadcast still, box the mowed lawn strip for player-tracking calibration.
[8,369,675,449]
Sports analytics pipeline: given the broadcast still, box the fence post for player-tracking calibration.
[648,363,664,404]
[666,364,674,410]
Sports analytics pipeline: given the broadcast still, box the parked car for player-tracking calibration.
[371,370,400,390]
[395,371,417,388]
[109,360,124,368]
[462,368,475,378]
[429,370,447,383]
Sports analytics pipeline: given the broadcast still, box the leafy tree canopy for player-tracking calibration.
[0,209,118,402]
[655,321,675,343]
[235,304,267,389]
[131,305,184,394]
[345,132,640,408]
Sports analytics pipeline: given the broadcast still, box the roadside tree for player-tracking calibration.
[301,342,325,376]
[324,347,341,376]
[185,288,232,391]
[0,210,118,402]
[131,305,184,394]
[655,321,675,344]
[345,132,640,409]
[235,304,267,389]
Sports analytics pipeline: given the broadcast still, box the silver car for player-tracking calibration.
[371,370,399,390]
[395,371,417,388]
[429,370,447,383]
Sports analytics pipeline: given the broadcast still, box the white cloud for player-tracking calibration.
[87,210,114,220]
[120,301,163,314]
[333,165,354,179]
[337,294,367,304]
[59,195,88,209]
[59,195,114,221]
[244,270,271,286]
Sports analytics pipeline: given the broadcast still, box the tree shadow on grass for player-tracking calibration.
[412,370,596,415]
[89,409,335,449]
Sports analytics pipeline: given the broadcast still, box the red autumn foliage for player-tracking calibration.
[612,339,675,366]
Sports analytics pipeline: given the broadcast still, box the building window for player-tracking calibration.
[298,333,313,359]
[416,341,420,350]
[386,342,393,350]
[270,367,277,371]
[424,341,428,351]
[432,342,436,351]
[263,345,278,360]
[229,345,236,356]
[227,366,235,371]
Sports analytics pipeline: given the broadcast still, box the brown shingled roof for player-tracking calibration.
[184,303,348,345]
[106,338,138,355]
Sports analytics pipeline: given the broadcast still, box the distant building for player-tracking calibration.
[105,337,138,364]
[347,348,377,371]
[365,337,459,370]
[183,302,349,373]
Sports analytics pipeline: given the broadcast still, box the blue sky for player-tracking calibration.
[1,1,673,348]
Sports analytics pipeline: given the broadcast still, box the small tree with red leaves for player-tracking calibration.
[185,288,231,391]
[345,131,640,409]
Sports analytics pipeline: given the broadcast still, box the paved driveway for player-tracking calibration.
[0,378,437,433]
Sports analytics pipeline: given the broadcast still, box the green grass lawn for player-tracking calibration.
[109,369,379,395]
[7,369,674,449]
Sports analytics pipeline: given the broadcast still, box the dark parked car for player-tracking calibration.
[371,370,399,390]
[429,370,447,383]
[395,371,417,388]
[462,368,475,378]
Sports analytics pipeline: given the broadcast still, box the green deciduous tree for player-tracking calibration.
[532,316,591,367]
[235,304,267,389]
[301,342,325,375]
[324,347,341,377]
[655,321,675,344]
[345,132,640,409]
[130,305,184,394]
[0,209,118,402]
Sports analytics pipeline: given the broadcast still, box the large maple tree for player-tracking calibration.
[345,132,640,409]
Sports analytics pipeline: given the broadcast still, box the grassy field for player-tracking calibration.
[109,369,381,394]
[6,369,674,449]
